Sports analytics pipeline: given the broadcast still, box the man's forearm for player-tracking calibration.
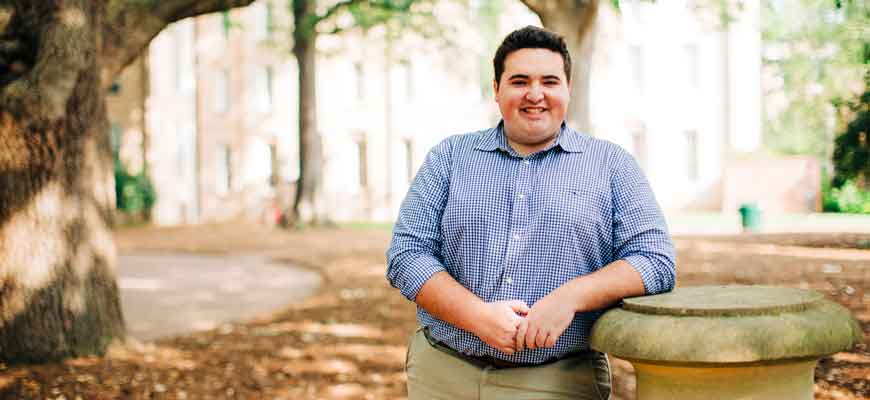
[557,259,647,312]
[415,271,485,332]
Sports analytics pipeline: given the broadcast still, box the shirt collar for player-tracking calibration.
[475,121,585,154]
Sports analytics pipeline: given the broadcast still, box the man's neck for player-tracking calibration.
[505,129,561,157]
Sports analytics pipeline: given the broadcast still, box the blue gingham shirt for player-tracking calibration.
[386,122,676,364]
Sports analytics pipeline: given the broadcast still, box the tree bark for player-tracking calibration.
[0,0,252,364]
[290,0,327,226]
[521,0,599,134]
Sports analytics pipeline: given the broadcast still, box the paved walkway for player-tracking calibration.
[117,252,322,340]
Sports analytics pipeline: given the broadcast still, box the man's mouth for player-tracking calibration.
[521,107,547,114]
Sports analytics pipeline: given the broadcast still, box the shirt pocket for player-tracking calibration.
[540,186,611,262]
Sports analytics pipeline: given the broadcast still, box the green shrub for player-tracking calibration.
[114,161,156,216]
[822,177,870,214]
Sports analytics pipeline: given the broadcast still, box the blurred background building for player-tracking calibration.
[107,0,825,226]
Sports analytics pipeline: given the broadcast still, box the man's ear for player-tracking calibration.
[493,79,499,101]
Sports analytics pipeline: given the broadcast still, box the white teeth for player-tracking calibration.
[523,108,545,114]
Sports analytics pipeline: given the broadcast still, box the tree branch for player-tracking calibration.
[519,0,548,16]
[149,0,259,24]
[318,0,365,24]
[520,0,597,22]
[100,0,256,88]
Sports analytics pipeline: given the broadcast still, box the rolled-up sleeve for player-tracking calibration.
[386,140,452,301]
[610,149,676,295]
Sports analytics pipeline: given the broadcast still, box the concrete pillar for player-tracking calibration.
[590,285,863,400]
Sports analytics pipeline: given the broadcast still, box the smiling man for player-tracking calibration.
[387,26,676,399]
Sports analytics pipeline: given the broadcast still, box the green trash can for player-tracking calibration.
[738,203,761,232]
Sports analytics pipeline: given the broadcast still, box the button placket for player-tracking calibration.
[503,157,531,295]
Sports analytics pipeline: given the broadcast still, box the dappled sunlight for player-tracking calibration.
[117,277,163,291]
[318,344,406,367]
[253,321,384,339]
[343,263,389,279]
[283,294,342,311]
[0,7,12,30]
[832,352,870,364]
[675,239,870,261]
[280,359,358,375]
[59,7,86,28]
[0,182,68,317]
[106,342,199,371]
[323,383,368,399]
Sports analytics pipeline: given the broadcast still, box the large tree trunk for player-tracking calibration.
[522,0,599,134]
[0,0,253,364]
[291,0,327,226]
[0,78,125,364]
[0,1,124,364]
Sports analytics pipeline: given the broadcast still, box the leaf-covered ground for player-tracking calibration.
[0,225,867,399]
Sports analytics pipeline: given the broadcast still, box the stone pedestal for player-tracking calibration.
[590,286,863,400]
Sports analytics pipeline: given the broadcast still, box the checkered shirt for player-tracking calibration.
[386,122,676,364]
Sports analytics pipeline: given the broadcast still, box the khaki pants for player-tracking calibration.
[406,329,611,400]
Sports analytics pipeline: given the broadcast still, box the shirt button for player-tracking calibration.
[523,160,530,165]
[512,234,520,240]
[505,277,513,284]
[518,193,525,199]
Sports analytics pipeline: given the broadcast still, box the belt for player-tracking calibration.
[422,328,593,370]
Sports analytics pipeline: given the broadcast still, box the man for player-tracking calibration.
[387,26,675,399]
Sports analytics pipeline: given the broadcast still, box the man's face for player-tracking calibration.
[494,48,570,155]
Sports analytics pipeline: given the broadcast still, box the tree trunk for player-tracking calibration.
[0,3,124,363]
[523,0,599,134]
[291,0,327,226]
[541,11,598,134]
[0,0,254,364]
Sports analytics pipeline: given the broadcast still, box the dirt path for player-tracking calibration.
[0,224,866,399]
[119,252,321,340]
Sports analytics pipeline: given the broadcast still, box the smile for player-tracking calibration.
[521,107,547,114]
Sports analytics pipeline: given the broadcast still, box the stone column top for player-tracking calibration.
[590,285,863,365]
[623,286,823,317]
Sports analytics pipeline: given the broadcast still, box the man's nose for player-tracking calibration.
[525,83,544,102]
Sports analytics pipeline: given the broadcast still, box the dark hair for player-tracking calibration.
[493,26,572,87]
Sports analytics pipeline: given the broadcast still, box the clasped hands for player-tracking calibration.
[473,290,576,355]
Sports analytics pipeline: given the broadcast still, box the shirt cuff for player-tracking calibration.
[396,255,446,301]
[622,254,666,295]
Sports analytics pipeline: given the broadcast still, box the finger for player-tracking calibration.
[515,320,528,352]
[544,332,558,348]
[508,300,530,316]
[525,326,539,350]
[535,330,549,348]
[502,346,515,355]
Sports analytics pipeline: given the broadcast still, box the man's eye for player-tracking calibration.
[510,80,527,86]
[544,80,559,85]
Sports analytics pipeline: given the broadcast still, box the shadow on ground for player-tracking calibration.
[0,225,866,399]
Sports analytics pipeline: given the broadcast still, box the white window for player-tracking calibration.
[629,45,644,91]
[354,62,365,101]
[173,23,194,92]
[684,44,699,88]
[268,142,278,187]
[356,138,368,188]
[685,130,700,181]
[216,69,230,113]
[403,138,414,183]
[255,66,273,112]
[216,145,232,196]
[631,127,648,172]
[399,61,413,100]
[252,2,269,39]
